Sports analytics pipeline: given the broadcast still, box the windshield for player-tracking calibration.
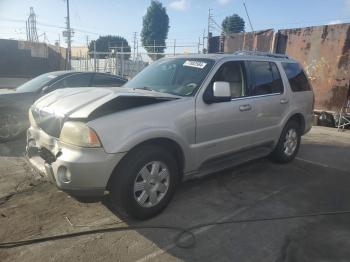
[16,72,59,92]
[124,58,215,96]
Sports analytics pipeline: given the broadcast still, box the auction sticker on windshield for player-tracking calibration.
[183,60,207,69]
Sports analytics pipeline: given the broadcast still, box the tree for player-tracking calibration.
[141,0,169,60]
[88,35,131,60]
[221,14,245,34]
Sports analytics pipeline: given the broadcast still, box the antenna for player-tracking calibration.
[243,2,254,32]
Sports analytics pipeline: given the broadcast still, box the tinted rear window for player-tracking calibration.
[249,61,283,96]
[282,63,311,92]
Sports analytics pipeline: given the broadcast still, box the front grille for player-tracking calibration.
[31,108,63,138]
[39,147,56,164]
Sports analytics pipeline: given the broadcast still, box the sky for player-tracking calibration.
[0,0,350,53]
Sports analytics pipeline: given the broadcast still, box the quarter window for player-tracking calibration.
[282,62,311,92]
[249,61,283,96]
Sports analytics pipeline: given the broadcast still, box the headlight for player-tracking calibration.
[28,109,37,127]
[59,121,101,148]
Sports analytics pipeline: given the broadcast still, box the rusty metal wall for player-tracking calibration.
[277,24,350,111]
[211,24,350,111]
[208,36,221,53]
[222,29,274,53]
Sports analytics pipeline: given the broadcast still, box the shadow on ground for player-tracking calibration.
[0,135,26,157]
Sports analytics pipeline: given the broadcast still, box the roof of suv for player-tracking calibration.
[172,51,297,63]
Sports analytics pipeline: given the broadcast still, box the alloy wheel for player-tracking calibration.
[133,161,170,208]
[283,128,298,156]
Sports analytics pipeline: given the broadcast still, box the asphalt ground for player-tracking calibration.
[0,126,349,262]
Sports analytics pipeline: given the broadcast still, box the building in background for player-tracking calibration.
[0,39,67,89]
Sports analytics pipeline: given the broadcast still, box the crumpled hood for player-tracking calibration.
[33,87,180,119]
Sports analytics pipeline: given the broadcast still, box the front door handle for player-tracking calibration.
[239,104,252,112]
[280,98,289,104]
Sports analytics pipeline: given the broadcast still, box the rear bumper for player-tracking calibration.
[303,113,314,135]
[26,127,126,197]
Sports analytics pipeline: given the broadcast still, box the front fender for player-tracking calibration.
[114,128,188,151]
[96,127,194,172]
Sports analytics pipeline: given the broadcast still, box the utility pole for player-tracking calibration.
[63,0,73,69]
[86,35,89,48]
[85,35,89,71]
[202,29,206,53]
[207,9,213,53]
[26,7,38,42]
[136,40,139,58]
[121,41,124,77]
[173,39,176,55]
[26,21,28,41]
[93,40,97,72]
[133,32,137,61]
[198,37,201,54]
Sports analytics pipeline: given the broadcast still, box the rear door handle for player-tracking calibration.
[239,104,252,112]
[280,98,289,104]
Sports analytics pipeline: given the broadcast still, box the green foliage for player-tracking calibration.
[141,0,169,60]
[88,35,131,60]
[221,14,245,34]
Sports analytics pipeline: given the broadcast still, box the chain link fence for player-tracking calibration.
[71,50,200,79]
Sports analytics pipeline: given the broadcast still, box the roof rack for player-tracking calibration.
[233,50,289,59]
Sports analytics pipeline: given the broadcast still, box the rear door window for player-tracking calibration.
[91,74,126,87]
[249,61,283,96]
[282,62,311,92]
[49,73,93,91]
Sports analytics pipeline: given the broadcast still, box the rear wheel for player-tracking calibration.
[109,144,179,220]
[269,120,301,163]
[0,109,28,142]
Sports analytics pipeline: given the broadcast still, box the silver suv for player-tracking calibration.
[26,52,314,219]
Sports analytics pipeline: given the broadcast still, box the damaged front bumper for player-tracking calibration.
[26,127,126,197]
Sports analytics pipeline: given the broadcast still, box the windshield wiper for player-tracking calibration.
[134,86,155,92]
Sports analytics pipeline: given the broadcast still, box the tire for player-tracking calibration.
[0,109,28,143]
[269,120,301,163]
[109,144,180,220]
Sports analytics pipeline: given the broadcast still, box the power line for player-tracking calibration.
[0,17,98,35]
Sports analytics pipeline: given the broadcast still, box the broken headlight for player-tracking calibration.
[59,121,101,148]
[28,109,37,127]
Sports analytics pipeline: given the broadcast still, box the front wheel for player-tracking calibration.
[109,144,179,220]
[269,120,301,163]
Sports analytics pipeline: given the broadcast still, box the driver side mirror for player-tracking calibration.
[203,81,231,104]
